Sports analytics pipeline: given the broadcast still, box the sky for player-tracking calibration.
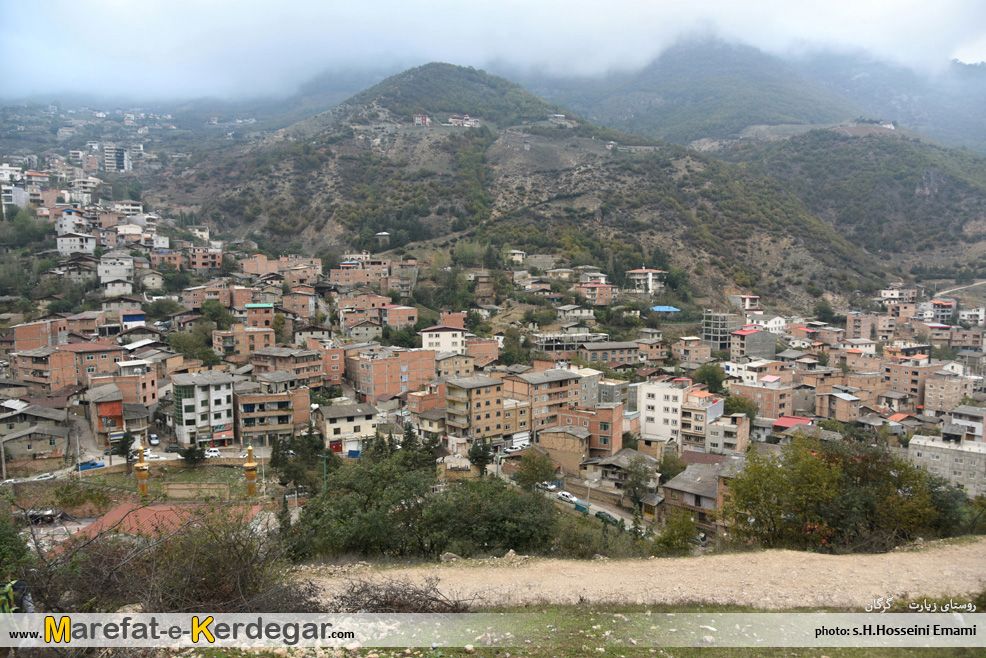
[3,0,986,100]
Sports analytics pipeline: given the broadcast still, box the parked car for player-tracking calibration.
[594,510,620,526]
[77,460,105,471]
[688,533,709,547]
[536,481,558,492]
[556,491,577,503]
[165,444,182,453]
[0,479,22,486]
[148,434,160,446]
[34,473,57,481]
[204,448,222,459]
[129,448,152,460]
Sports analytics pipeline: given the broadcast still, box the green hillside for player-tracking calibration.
[722,130,986,253]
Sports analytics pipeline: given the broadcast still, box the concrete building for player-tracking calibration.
[702,309,741,351]
[502,368,581,428]
[250,347,324,390]
[234,372,310,448]
[318,402,379,455]
[730,377,796,421]
[730,328,776,361]
[445,375,504,454]
[638,378,699,448]
[908,435,986,498]
[212,324,276,364]
[420,325,466,354]
[623,268,666,295]
[350,348,436,403]
[172,371,237,446]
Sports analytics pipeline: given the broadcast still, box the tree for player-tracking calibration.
[814,299,836,324]
[692,363,726,393]
[467,438,494,476]
[0,514,31,581]
[515,450,557,491]
[651,510,697,557]
[179,443,206,466]
[201,300,234,330]
[723,395,758,420]
[219,254,238,275]
[657,451,686,485]
[623,457,652,511]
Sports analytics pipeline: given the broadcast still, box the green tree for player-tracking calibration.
[651,509,697,557]
[179,443,206,466]
[200,300,234,330]
[219,255,238,275]
[657,451,686,485]
[0,515,31,580]
[467,438,494,476]
[814,299,836,324]
[691,363,726,393]
[515,450,557,491]
[623,457,653,511]
[723,395,758,420]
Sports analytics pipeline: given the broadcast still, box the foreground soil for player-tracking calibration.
[312,538,986,609]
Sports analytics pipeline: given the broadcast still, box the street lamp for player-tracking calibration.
[586,477,601,505]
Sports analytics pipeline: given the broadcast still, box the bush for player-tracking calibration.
[652,510,697,557]
[551,514,650,559]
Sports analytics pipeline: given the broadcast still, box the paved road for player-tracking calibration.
[937,280,986,296]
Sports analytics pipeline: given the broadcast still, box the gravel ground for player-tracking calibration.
[313,538,986,610]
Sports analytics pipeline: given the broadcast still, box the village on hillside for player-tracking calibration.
[2,115,986,551]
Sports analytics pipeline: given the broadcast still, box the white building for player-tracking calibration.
[171,371,237,446]
[57,233,97,256]
[638,378,695,446]
[624,268,666,295]
[420,325,466,355]
[908,435,986,499]
[97,254,135,284]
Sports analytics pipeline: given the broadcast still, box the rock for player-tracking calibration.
[592,554,609,560]
[115,603,144,613]
[505,549,516,558]
[701,635,716,644]
[440,552,462,563]
[464,645,475,654]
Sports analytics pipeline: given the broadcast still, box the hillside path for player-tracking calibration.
[312,538,986,610]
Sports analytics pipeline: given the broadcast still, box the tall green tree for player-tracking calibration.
[623,457,653,511]
[515,450,557,491]
[467,438,494,476]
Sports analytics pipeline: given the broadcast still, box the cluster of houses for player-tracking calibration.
[2,146,986,533]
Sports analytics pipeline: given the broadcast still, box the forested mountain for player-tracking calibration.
[721,130,986,255]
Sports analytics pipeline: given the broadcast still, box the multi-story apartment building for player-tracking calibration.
[572,281,616,306]
[88,359,158,408]
[379,304,418,329]
[679,389,725,452]
[445,375,504,453]
[635,338,668,364]
[436,352,475,379]
[11,318,68,352]
[908,435,986,498]
[57,342,125,384]
[282,291,318,319]
[672,336,712,363]
[249,347,324,390]
[623,268,666,295]
[420,325,466,354]
[638,379,692,446]
[212,324,276,364]
[502,369,582,428]
[351,348,436,402]
[553,403,624,458]
[187,247,223,271]
[706,413,750,454]
[233,372,310,448]
[245,303,276,328]
[922,371,974,414]
[172,371,236,446]
[883,356,947,407]
[14,347,76,394]
[702,309,740,351]
[729,328,776,361]
[730,377,796,421]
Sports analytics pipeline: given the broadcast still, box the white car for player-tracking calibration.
[536,481,558,492]
[34,473,57,481]
[557,491,577,503]
[0,479,22,486]
[204,448,222,459]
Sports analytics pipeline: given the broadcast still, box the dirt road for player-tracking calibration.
[313,538,986,610]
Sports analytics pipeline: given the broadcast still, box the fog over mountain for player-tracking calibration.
[2,0,985,101]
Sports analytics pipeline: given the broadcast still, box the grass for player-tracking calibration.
[86,463,251,499]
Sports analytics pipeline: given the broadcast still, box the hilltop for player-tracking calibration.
[145,62,889,307]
